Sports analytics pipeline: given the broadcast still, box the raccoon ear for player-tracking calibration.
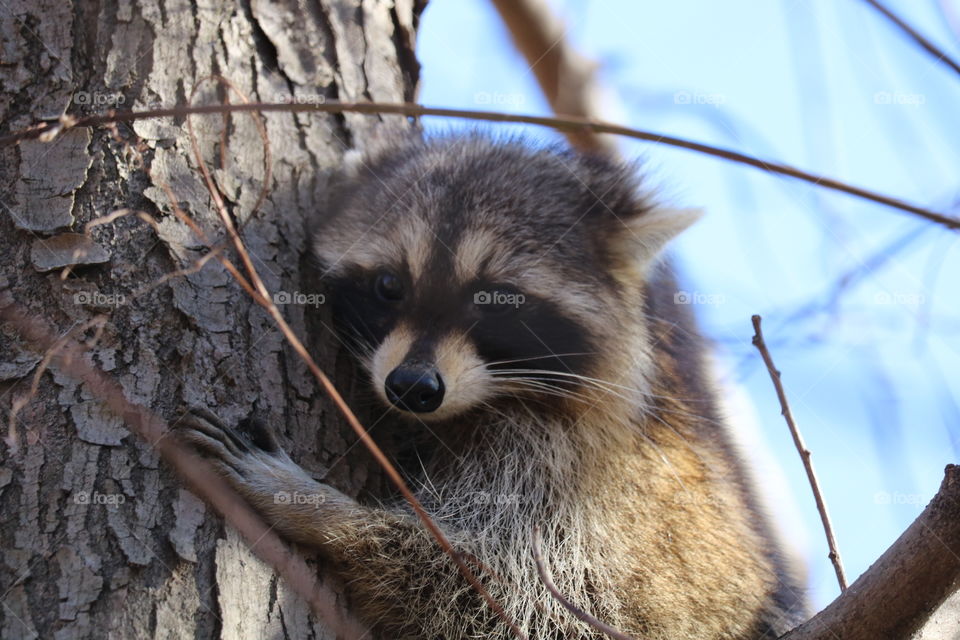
[606,206,703,269]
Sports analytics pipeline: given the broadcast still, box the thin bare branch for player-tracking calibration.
[531,526,639,640]
[751,315,848,591]
[84,208,159,233]
[5,316,106,453]
[1,102,957,231]
[0,291,370,639]
[862,0,960,79]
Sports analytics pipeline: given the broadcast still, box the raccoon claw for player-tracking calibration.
[174,408,286,483]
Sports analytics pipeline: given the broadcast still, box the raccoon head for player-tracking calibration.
[314,134,699,421]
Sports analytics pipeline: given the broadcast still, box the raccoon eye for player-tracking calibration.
[374,272,405,302]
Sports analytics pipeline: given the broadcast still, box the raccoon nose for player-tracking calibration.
[385,363,445,413]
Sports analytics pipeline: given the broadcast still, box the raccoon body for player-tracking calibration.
[180,134,807,638]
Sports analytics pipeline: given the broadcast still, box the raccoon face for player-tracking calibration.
[314,135,698,421]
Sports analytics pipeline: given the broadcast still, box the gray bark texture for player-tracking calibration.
[0,0,423,638]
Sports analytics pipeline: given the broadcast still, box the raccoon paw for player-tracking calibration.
[174,408,354,547]
[173,408,296,489]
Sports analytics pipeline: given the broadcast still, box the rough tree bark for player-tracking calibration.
[0,1,422,638]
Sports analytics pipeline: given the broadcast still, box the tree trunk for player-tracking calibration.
[0,1,423,638]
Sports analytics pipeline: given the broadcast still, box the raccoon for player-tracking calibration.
[178,134,807,639]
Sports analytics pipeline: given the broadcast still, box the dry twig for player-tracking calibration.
[862,0,960,79]
[751,315,848,591]
[1,102,957,231]
[5,316,106,453]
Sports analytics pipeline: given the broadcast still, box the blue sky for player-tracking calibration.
[416,0,960,610]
